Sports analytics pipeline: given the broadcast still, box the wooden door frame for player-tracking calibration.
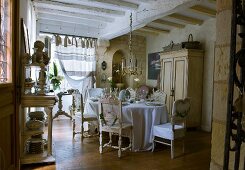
[13,0,20,168]
[0,0,20,169]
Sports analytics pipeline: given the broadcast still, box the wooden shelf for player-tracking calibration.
[21,150,55,164]
[24,63,43,67]
[22,129,44,136]
[21,48,57,165]
[20,96,56,164]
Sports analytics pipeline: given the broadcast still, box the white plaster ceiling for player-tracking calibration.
[34,0,216,39]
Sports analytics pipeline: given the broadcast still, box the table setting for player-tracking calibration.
[84,88,168,151]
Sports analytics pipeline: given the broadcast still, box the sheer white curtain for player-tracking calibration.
[50,35,97,96]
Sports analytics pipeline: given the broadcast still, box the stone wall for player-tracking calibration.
[96,34,146,89]
[210,0,245,169]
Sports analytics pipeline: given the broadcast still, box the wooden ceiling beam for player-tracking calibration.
[37,14,106,28]
[134,0,156,3]
[135,29,159,36]
[152,19,185,28]
[36,7,114,23]
[168,13,203,25]
[88,0,139,10]
[141,26,170,34]
[34,0,125,16]
[189,5,216,17]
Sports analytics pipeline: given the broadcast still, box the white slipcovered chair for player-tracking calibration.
[87,88,103,99]
[98,96,132,158]
[71,91,98,140]
[151,90,167,104]
[152,98,190,159]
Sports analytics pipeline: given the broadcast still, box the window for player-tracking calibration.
[0,0,11,83]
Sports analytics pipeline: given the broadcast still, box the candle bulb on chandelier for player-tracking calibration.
[130,58,132,68]
[121,59,124,71]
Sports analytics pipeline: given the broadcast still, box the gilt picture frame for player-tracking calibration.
[21,18,30,54]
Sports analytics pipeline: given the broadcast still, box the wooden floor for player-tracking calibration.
[22,117,211,170]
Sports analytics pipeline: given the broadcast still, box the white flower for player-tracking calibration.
[56,75,63,81]
[134,78,140,82]
[107,77,112,81]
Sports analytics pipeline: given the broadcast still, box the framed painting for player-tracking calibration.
[148,52,161,80]
[21,18,30,54]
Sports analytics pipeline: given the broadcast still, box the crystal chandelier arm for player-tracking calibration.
[121,12,142,76]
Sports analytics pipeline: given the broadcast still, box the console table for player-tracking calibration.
[53,92,72,120]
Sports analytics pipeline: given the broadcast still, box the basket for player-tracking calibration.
[162,41,182,52]
[181,34,200,49]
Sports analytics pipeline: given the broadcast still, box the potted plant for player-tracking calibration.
[49,62,63,91]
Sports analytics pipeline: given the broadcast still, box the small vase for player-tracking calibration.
[110,87,114,93]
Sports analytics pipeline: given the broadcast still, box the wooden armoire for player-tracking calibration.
[160,49,204,127]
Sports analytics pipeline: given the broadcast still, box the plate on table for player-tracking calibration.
[90,98,99,102]
[145,102,163,106]
[146,98,154,102]
[122,102,130,106]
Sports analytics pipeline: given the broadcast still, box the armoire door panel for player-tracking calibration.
[161,58,173,112]
[160,49,203,127]
[173,58,186,101]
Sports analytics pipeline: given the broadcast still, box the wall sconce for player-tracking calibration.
[101,73,107,83]
[101,61,107,70]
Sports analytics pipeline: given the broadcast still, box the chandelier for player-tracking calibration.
[121,13,142,76]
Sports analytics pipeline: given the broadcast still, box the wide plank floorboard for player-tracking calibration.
[22,117,211,170]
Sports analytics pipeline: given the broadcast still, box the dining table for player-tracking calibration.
[84,98,168,151]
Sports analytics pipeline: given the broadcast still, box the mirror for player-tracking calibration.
[112,50,124,85]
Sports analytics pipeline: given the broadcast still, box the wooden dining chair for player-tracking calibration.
[98,96,133,158]
[152,98,190,159]
[71,92,98,140]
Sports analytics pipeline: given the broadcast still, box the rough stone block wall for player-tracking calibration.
[96,34,146,88]
[211,0,245,169]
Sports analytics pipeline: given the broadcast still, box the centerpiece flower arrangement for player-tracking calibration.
[49,62,63,91]
[108,76,116,88]
[134,77,140,88]
[107,76,116,91]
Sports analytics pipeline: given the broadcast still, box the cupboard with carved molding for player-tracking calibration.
[160,49,204,127]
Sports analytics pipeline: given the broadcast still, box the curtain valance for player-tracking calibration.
[53,34,97,48]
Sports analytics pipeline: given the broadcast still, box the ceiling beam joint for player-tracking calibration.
[189,5,216,17]
[152,19,185,28]
[168,13,203,25]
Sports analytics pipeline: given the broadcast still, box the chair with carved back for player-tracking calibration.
[98,96,132,158]
[71,91,98,140]
[151,90,167,104]
[152,98,190,159]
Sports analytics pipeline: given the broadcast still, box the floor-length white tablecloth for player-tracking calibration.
[84,100,168,151]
